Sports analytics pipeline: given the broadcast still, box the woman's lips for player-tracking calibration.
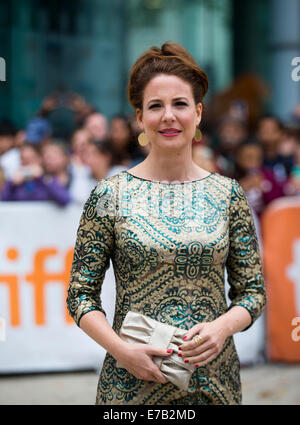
[159,131,182,137]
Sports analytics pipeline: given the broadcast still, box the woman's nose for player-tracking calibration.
[162,106,175,121]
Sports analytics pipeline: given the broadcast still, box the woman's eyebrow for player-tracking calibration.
[147,97,188,105]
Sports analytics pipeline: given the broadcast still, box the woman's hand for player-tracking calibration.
[114,341,173,384]
[178,320,229,368]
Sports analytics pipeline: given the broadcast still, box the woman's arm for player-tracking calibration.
[211,305,251,336]
[67,182,115,326]
[79,310,127,359]
[67,181,172,383]
[225,179,267,330]
[178,179,267,366]
[79,310,172,383]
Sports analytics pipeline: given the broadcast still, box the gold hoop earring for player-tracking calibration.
[194,128,202,142]
[138,132,149,146]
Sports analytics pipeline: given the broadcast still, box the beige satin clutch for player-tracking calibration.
[115,311,195,390]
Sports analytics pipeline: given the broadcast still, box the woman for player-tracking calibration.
[67,42,266,405]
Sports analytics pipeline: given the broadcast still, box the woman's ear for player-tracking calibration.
[196,103,202,126]
[136,108,144,131]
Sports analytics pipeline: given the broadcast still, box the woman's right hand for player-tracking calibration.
[115,342,173,384]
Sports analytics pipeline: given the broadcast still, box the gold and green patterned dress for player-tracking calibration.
[67,170,266,405]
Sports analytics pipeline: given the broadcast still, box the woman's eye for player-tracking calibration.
[149,102,187,109]
[149,104,160,109]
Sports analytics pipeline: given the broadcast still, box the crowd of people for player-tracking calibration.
[0,91,300,220]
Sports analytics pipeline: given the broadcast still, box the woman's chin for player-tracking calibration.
[156,141,189,151]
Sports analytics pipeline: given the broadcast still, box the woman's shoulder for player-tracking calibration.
[93,171,123,195]
[91,172,127,214]
[209,171,238,193]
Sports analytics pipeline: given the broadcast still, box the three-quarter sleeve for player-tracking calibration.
[66,180,115,327]
[225,179,266,331]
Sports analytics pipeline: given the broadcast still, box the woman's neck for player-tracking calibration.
[131,153,209,182]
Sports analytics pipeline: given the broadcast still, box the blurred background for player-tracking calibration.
[0,0,300,405]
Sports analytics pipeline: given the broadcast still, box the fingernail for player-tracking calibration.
[183,336,187,340]
[194,364,199,368]
[178,347,182,351]
[166,349,172,353]
[178,353,182,357]
[184,359,189,363]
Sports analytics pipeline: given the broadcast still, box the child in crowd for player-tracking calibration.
[284,139,300,196]
[1,142,71,206]
[234,140,285,218]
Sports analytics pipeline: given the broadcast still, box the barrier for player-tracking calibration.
[262,197,300,362]
[0,201,268,373]
[0,202,116,373]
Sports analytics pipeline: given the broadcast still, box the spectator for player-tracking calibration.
[69,139,127,204]
[109,115,146,167]
[41,140,72,188]
[234,140,284,218]
[284,138,300,196]
[256,115,291,184]
[14,128,26,148]
[1,142,70,206]
[0,120,21,180]
[83,112,108,141]
[67,128,93,204]
[128,113,142,140]
[290,104,300,129]
[70,128,92,168]
[85,139,127,181]
[25,116,52,146]
[67,92,96,127]
[278,127,299,169]
[214,116,248,177]
[35,92,96,140]
[192,144,217,173]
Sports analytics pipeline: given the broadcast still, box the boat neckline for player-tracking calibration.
[122,170,215,185]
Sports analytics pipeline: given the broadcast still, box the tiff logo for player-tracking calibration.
[291,57,300,82]
[0,57,5,81]
[291,317,300,342]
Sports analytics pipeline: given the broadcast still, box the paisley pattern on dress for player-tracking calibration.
[67,170,266,405]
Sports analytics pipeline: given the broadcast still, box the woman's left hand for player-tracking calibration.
[178,320,230,367]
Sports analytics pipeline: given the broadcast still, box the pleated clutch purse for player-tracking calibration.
[115,311,195,390]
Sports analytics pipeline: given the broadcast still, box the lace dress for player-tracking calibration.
[67,170,266,405]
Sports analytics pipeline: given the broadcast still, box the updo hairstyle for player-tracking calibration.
[127,42,209,111]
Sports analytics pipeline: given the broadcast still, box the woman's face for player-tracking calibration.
[136,74,202,152]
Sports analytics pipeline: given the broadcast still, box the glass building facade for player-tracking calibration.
[0,0,299,128]
[0,0,232,128]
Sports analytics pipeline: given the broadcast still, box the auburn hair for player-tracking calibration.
[127,42,209,111]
